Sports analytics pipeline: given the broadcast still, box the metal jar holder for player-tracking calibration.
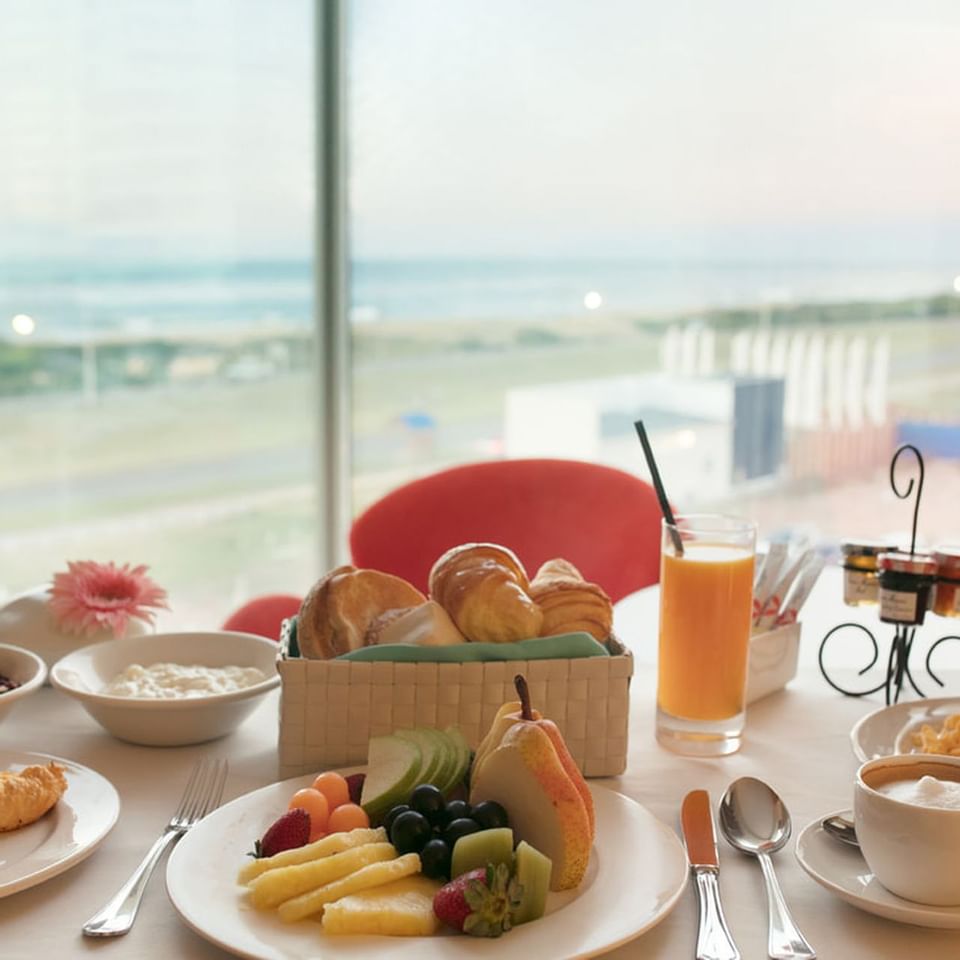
[818,444,960,706]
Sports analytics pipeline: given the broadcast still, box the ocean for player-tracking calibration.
[0,258,956,338]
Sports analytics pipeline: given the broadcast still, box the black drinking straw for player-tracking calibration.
[634,419,684,556]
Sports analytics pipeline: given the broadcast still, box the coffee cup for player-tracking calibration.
[854,754,960,905]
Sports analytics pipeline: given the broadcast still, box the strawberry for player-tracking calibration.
[433,862,523,937]
[344,772,365,806]
[252,808,310,859]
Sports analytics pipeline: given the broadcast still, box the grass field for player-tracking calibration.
[2,307,959,623]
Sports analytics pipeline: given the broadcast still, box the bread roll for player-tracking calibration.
[297,565,426,659]
[428,543,543,644]
[529,558,613,643]
[366,600,466,647]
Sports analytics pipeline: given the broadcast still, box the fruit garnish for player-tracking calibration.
[471,800,509,830]
[419,837,452,880]
[289,787,331,841]
[389,810,432,855]
[328,803,371,833]
[451,827,514,879]
[345,772,366,805]
[311,771,351,810]
[252,808,311,859]
[433,863,523,938]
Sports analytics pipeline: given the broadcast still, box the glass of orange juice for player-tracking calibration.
[656,514,757,756]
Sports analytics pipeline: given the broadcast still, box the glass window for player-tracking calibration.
[348,0,960,550]
[0,0,316,625]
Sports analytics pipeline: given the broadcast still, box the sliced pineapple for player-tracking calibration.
[250,842,397,910]
[238,827,388,884]
[278,853,421,923]
[321,875,442,936]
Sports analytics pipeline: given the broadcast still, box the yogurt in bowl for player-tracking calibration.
[50,631,279,746]
[855,754,960,905]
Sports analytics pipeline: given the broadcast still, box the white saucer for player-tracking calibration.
[795,810,960,929]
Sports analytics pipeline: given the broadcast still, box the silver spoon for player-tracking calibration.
[719,777,816,960]
[820,814,859,848]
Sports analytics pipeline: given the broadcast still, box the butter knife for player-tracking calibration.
[681,790,741,960]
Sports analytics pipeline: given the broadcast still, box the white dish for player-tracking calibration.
[50,630,280,746]
[0,644,46,725]
[0,749,120,898]
[167,778,688,960]
[795,809,960,929]
[850,696,960,762]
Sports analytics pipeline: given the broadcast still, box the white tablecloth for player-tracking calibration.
[3,567,959,958]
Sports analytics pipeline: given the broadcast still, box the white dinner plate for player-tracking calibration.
[167,776,688,960]
[850,696,960,762]
[0,749,120,898]
[795,809,960,929]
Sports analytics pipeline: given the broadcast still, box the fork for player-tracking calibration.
[82,758,228,938]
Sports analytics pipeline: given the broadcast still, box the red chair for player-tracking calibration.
[349,459,665,603]
[222,594,303,641]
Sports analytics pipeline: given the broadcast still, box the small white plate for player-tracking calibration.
[167,777,688,960]
[0,750,120,898]
[795,809,960,929]
[850,696,960,762]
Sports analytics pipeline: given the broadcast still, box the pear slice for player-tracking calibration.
[472,701,542,779]
[360,735,422,820]
[469,722,591,891]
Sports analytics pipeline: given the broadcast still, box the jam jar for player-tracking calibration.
[933,547,960,618]
[841,540,897,607]
[877,551,937,625]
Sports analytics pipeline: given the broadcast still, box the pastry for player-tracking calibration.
[297,566,427,659]
[365,600,466,647]
[529,558,613,643]
[428,543,543,644]
[0,762,68,832]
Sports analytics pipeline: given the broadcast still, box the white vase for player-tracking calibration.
[0,586,153,678]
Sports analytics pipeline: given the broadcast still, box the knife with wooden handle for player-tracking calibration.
[681,790,741,960]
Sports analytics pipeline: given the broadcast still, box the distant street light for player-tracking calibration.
[11,313,35,336]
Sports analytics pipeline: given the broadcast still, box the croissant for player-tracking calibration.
[529,558,613,643]
[428,543,543,644]
[297,565,427,659]
[0,762,68,832]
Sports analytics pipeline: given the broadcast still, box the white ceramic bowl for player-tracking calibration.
[855,754,960,906]
[50,631,280,746]
[0,643,47,724]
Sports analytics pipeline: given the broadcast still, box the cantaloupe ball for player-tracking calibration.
[327,803,370,834]
[289,787,330,840]
[311,771,351,810]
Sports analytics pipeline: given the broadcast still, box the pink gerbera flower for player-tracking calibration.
[49,560,169,638]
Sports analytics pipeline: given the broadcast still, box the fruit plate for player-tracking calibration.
[166,774,688,960]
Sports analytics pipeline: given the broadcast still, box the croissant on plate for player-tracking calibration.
[297,565,427,659]
[529,558,613,643]
[428,543,543,644]
[0,762,68,832]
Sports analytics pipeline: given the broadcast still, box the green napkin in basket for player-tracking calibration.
[336,631,610,663]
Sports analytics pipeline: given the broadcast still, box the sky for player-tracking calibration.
[2,0,960,262]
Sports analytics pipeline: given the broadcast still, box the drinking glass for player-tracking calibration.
[656,514,757,756]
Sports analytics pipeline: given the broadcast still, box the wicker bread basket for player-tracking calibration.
[276,618,633,780]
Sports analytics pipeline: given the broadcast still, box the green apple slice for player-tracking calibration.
[438,726,471,795]
[360,735,422,820]
[395,728,444,788]
[514,840,552,923]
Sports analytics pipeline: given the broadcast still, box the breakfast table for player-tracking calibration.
[3,565,960,959]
